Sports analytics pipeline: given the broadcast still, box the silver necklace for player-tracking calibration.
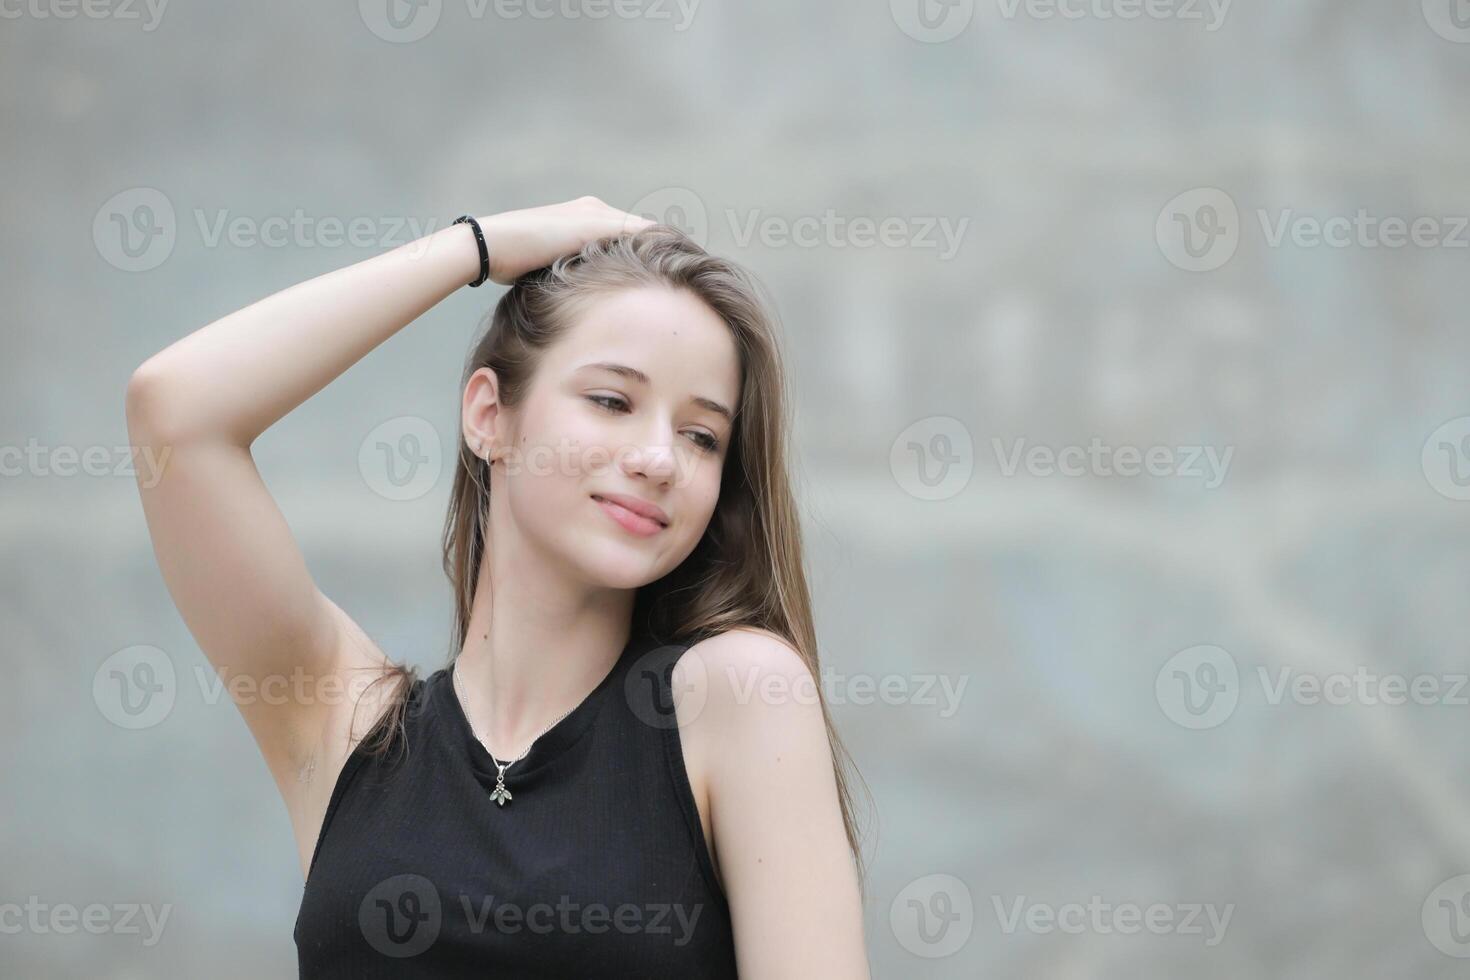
[452,663,574,807]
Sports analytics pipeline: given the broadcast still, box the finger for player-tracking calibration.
[615,211,655,236]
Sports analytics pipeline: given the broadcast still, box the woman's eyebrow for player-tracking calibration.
[577,361,733,422]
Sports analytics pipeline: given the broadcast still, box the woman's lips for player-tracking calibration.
[592,495,666,536]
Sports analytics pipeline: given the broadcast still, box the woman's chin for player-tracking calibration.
[576,543,669,591]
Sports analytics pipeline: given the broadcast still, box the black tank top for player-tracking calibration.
[294,627,738,978]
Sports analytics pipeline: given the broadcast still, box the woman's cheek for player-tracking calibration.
[690,469,722,529]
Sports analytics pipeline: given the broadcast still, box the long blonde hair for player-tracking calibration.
[359,225,872,897]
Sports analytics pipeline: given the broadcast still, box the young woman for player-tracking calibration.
[126,196,871,977]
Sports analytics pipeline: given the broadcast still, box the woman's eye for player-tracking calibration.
[587,395,720,453]
[586,394,628,412]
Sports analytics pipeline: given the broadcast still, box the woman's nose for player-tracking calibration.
[629,441,678,481]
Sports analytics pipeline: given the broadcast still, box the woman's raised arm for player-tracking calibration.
[123,197,652,857]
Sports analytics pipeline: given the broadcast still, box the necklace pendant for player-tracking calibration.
[490,778,513,806]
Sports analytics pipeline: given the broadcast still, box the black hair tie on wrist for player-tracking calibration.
[453,214,490,287]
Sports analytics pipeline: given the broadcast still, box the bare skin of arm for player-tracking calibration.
[125,197,653,877]
[677,628,872,978]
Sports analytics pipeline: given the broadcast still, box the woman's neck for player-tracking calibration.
[453,540,636,760]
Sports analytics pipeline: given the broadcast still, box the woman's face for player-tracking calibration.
[476,285,741,590]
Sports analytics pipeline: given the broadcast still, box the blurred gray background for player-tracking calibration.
[5,1,1470,976]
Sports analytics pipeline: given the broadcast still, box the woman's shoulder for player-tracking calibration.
[660,626,829,906]
[659,626,816,742]
[676,626,809,692]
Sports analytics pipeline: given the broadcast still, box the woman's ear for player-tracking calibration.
[462,366,507,462]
